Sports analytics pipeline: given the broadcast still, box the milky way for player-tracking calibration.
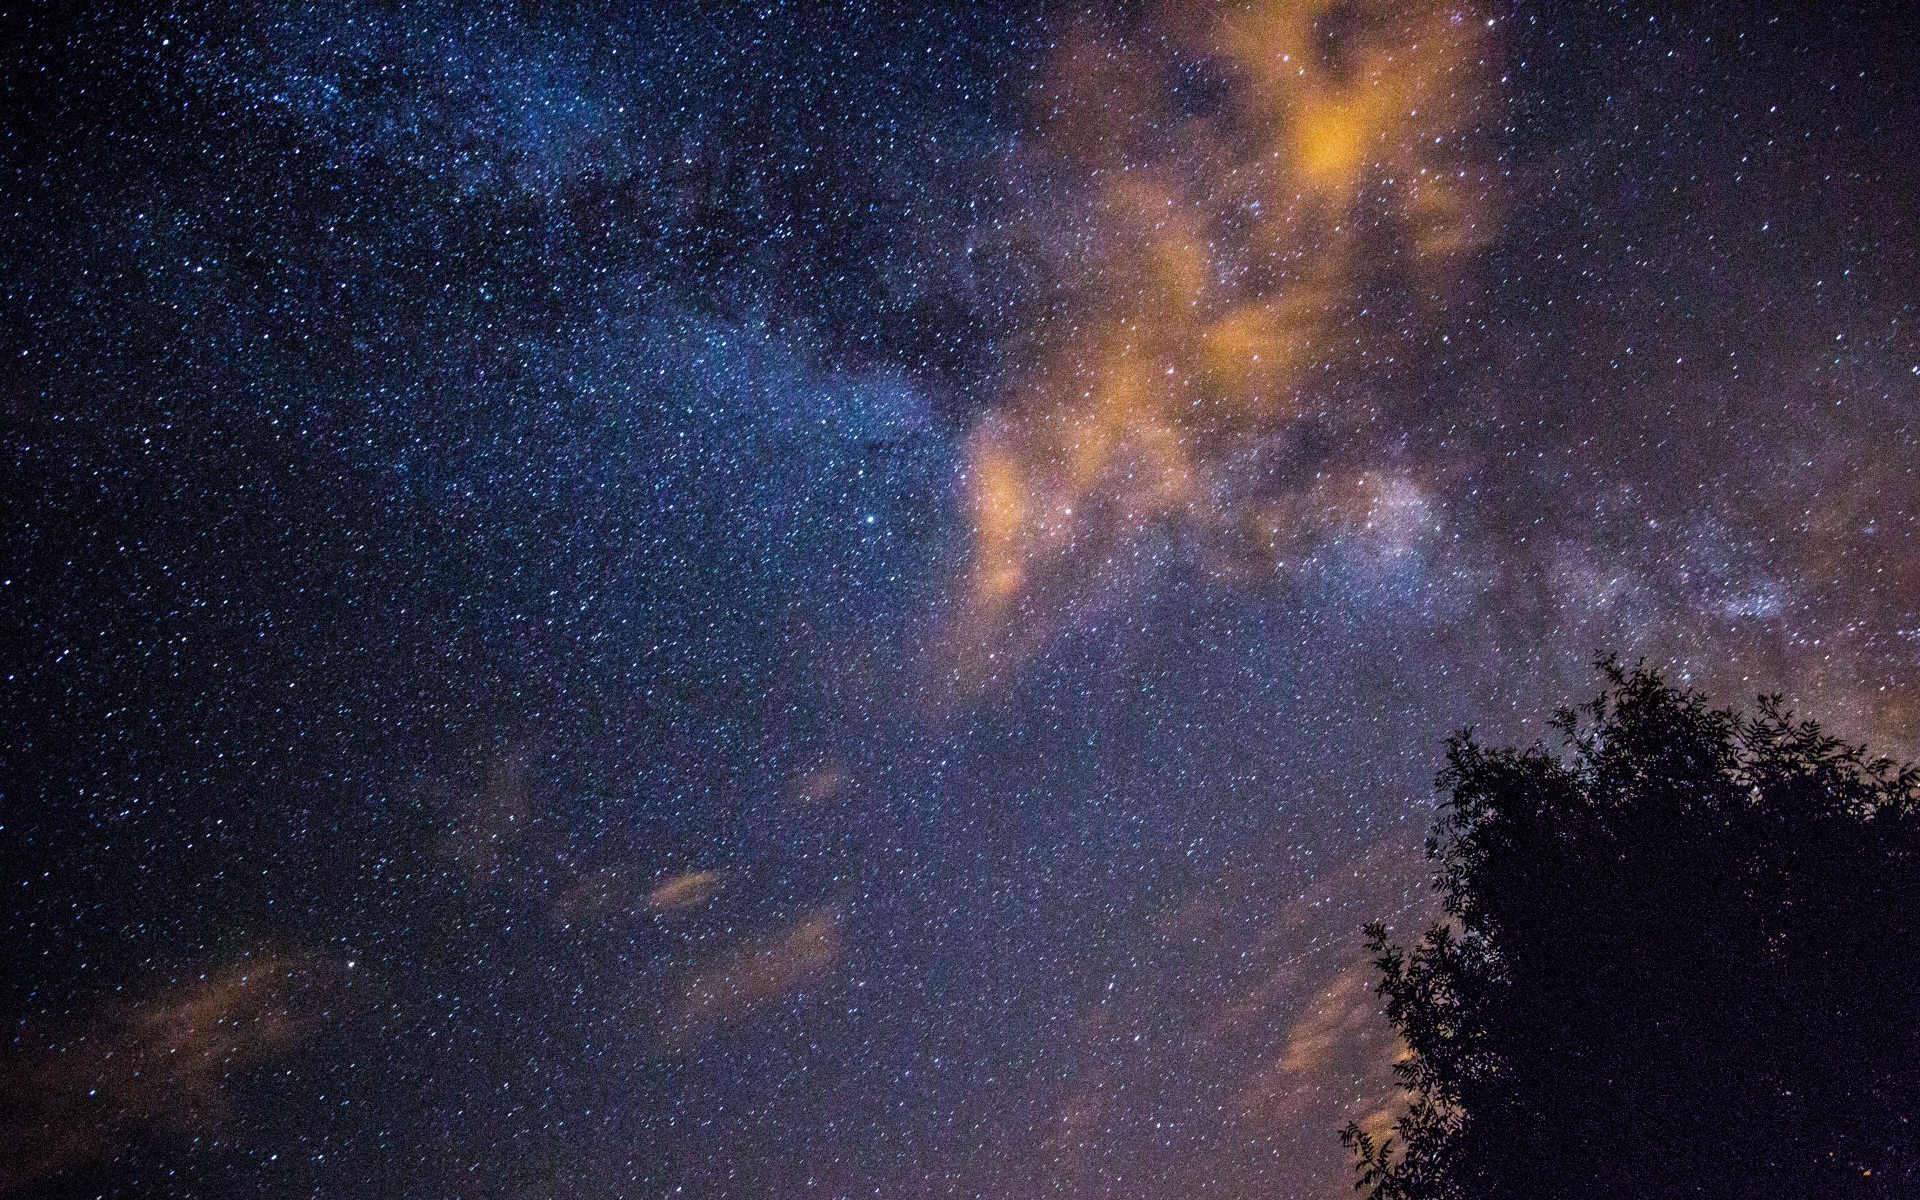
[5,4,1918,1197]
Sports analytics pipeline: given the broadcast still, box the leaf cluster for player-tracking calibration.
[1346,660,1920,1198]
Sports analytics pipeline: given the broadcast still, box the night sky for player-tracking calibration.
[4,2,1918,1197]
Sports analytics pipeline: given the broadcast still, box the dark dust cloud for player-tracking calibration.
[4,2,1917,1197]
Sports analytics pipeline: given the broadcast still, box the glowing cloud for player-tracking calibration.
[0,951,339,1192]
[647,867,723,914]
[951,0,1493,688]
[659,904,842,1052]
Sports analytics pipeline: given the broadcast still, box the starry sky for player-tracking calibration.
[4,2,1917,1197]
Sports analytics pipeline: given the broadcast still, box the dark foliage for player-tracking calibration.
[1345,661,1920,1198]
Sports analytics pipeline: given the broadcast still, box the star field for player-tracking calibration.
[4,3,1917,1197]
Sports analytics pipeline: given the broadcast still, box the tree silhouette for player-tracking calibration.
[1346,661,1920,1198]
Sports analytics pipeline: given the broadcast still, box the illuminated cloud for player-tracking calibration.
[549,866,721,929]
[793,762,851,806]
[0,951,338,1193]
[951,0,1494,688]
[994,835,1435,1198]
[647,867,723,914]
[659,904,842,1052]
[1238,957,1399,1130]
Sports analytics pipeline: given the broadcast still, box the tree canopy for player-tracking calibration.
[1346,662,1920,1198]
